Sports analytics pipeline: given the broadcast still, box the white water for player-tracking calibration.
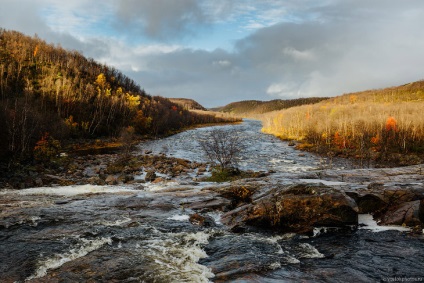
[358,214,411,232]
[167,214,190,221]
[26,237,112,280]
[1,184,134,196]
[297,243,325,259]
[138,231,214,283]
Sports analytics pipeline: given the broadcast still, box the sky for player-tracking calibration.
[1,0,424,107]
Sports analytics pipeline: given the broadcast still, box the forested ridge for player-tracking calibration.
[168,98,207,111]
[0,29,234,165]
[213,97,328,116]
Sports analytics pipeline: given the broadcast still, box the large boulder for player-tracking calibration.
[221,183,358,234]
[348,183,424,215]
[356,193,387,214]
[380,200,422,226]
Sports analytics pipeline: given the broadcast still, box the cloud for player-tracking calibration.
[122,1,424,106]
[2,0,424,108]
[282,47,315,61]
[0,0,48,35]
[213,60,232,68]
[115,0,208,40]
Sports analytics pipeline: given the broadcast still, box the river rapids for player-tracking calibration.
[1,120,423,282]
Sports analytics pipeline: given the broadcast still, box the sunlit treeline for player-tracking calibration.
[260,81,424,165]
[0,29,236,163]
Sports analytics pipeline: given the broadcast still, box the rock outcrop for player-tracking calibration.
[221,183,358,234]
[380,200,422,226]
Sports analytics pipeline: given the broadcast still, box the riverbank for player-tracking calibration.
[291,139,424,168]
[0,119,242,190]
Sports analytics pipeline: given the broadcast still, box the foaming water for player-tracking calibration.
[26,237,112,280]
[359,214,411,232]
[138,231,214,283]
[1,184,134,196]
[167,214,190,221]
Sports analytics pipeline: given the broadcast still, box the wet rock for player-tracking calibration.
[381,200,422,226]
[350,183,424,215]
[105,175,118,185]
[216,185,256,208]
[187,197,232,212]
[230,224,247,233]
[367,182,384,190]
[419,199,424,223]
[88,176,105,185]
[381,187,421,204]
[173,165,185,174]
[115,196,151,210]
[127,221,140,227]
[134,185,145,190]
[145,171,157,182]
[221,183,358,234]
[34,177,43,187]
[152,177,164,184]
[118,174,134,184]
[196,166,206,174]
[55,200,70,205]
[189,213,216,227]
[98,168,106,179]
[357,193,387,214]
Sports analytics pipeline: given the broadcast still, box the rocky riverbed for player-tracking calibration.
[1,120,424,282]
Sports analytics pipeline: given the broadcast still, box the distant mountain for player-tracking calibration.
[168,98,207,111]
[213,97,329,116]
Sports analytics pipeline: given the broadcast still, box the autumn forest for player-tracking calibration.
[260,82,424,166]
[0,29,236,166]
[1,28,424,169]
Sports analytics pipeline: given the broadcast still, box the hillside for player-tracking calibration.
[260,80,424,166]
[168,98,207,111]
[0,29,237,165]
[213,97,329,116]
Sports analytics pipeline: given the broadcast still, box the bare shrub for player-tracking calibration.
[119,126,135,158]
[198,128,245,170]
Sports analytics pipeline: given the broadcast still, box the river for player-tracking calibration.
[0,120,423,282]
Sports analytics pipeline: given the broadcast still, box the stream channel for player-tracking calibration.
[1,120,423,282]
